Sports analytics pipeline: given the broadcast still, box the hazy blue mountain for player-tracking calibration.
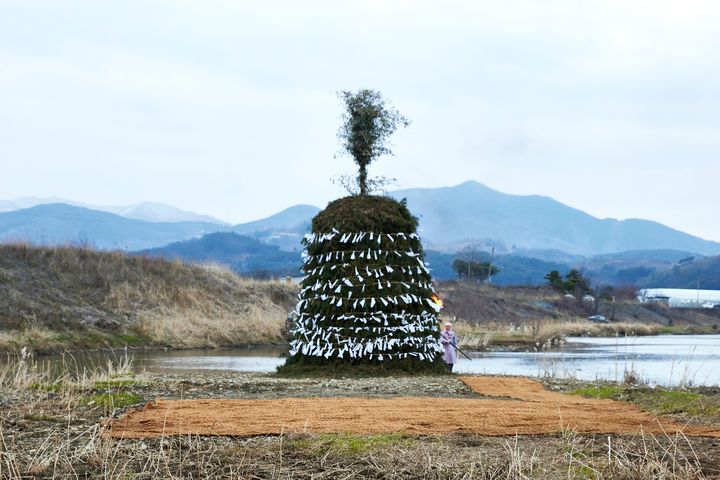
[138,232,301,277]
[0,197,227,224]
[4,182,719,274]
[103,202,228,224]
[0,204,226,250]
[390,181,720,256]
[0,196,69,212]
[231,204,319,252]
[645,255,720,290]
[233,204,319,233]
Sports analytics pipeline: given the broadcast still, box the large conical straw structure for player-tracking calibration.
[281,196,444,373]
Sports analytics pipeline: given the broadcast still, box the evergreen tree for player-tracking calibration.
[544,270,565,292]
[565,269,591,297]
[544,269,592,296]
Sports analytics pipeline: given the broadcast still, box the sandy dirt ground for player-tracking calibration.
[107,376,720,439]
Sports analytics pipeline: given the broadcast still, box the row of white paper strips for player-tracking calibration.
[290,336,442,360]
[304,230,420,245]
[296,294,442,311]
[289,324,440,358]
[295,311,437,323]
[297,333,437,353]
[305,263,431,278]
[303,249,422,265]
[294,231,440,361]
[292,319,437,343]
[301,278,433,295]
[292,312,438,333]
[295,324,435,335]
[305,265,429,281]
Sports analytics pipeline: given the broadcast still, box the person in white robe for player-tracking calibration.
[440,322,457,371]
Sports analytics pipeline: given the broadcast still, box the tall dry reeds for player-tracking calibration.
[0,348,133,392]
[538,321,660,339]
[559,426,704,479]
[451,317,666,351]
[0,425,710,479]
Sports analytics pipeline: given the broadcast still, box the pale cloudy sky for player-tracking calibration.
[1,1,719,240]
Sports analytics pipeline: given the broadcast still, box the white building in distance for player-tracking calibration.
[637,288,720,308]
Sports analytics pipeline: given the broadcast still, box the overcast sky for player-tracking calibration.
[1,1,719,241]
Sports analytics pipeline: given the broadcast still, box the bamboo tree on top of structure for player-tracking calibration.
[280,89,445,373]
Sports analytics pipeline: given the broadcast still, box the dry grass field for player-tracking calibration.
[0,243,297,352]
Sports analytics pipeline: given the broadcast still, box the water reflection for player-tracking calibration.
[23,335,720,386]
[455,334,720,386]
[139,347,286,373]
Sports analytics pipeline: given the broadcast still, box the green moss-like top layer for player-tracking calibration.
[312,196,418,234]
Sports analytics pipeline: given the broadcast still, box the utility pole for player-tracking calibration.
[487,247,495,284]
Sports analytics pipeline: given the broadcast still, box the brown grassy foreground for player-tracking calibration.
[0,243,297,352]
[107,376,720,438]
[1,353,719,479]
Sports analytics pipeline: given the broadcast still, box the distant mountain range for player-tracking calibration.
[390,181,720,256]
[4,182,718,256]
[0,203,320,251]
[0,204,223,251]
[0,197,228,224]
[2,181,719,287]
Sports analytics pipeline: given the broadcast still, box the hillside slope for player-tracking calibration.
[232,204,318,251]
[0,244,297,352]
[646,255,720,289]
[436,282,720,328]
[138,232,301,277]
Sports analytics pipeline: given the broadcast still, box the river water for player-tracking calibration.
[456,335,720,386]
[33,335,720,387]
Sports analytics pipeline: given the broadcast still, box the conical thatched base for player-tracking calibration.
[278,195,445,375]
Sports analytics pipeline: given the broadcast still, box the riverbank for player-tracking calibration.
[3,244,719,355]
[453,320,718,351]
[1,355,719,478]
[5,321,717,357]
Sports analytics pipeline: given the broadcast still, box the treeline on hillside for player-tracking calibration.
[645,256,720,289]
[427,248,720,289]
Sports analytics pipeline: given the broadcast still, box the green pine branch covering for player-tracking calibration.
[279,196,445,374]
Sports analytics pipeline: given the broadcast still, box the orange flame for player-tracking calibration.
[431,294,444,308]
